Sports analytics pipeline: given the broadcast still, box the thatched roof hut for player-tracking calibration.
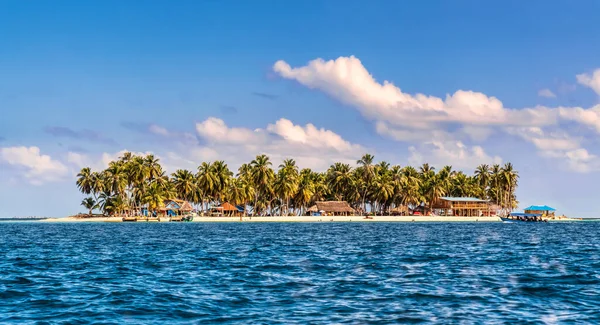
[159,199,194,211]
[310,201,356,215]
[213,202,243,216]
[389,205,408,215]
[220,202,240,212]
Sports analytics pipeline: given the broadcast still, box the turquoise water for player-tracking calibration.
[1,223,599,323]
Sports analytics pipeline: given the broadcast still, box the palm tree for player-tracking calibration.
[501,162,519,211]
[91,172,105,199]
[76,167,94,196]
[310,171,328,204]
[197,162,216,212]
[142,181,168,217]
[425,173,447,213]
[276,159,299,215]
[294,169,315,215]
[399,166,421,208]
[227,177,255,217]
[172,169,197,201]
[437,165,453,196]
[474,164,490,197]
[235,163,255,216]
[372,167,394,214]
[75,153,520,218]
[357,153,376,213]
[144,154,162,181]
[211,161,233,205]
[81,197,98,216]
[450,172,469,197]
[419,163,435,177]
[250,155,274,215]
[327,162,353,201]
[490,164,502,207]
[104,161,128,214]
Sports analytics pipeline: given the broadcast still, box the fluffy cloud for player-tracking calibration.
[538,89,556,98]
[67,149,157,172]
[558,105,600,133]
[273,55,600,172]
[506,127,580,152]
[193,117,365,170]
[408,141,502,170]
[273,56,556,128]
[0,146,68,184]
[63,117,367,176]
[543,148,600,173]
[505,127,599,173]
[265,118,359,152]
[196,118,265,145]
[577,69,600,96]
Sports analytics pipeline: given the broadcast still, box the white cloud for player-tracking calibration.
[538,88,556,98]
[506,127,580,152]
[193,117,365,170]
[265,118,360,152]
[196,117,265,145]
[375,121,451,143]
[273,55,600,172]
[504,127,600,172]
[408,141,502,170]
[576,69,600,95]
[558,105,600,133]
[0,146,68,184]
[273,56,557,129]
[149,124,169,136]
[64,117,366,174]
[67,149,157,172]
[542,148,600,173]
[67,152,88,169]
[460,126,494,142]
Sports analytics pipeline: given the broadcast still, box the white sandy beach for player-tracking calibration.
[41,215,503,223]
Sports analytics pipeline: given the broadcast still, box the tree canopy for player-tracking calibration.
[76,153,519,216]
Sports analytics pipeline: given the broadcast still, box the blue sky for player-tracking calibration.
[1,0,600,217]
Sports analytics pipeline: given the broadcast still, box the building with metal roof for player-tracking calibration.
[524,205,556,217]
[439,197,489,202]
[432,197,493,217]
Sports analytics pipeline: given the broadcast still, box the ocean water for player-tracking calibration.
[0,223,599,324]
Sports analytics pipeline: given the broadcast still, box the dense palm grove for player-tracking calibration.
[76,152,519,216]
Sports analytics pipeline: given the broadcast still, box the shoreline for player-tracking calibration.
[40,215,504,223]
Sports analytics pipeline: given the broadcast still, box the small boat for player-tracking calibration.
[122,216,137,222]
[169,214,194,222]
[501,213,547,223]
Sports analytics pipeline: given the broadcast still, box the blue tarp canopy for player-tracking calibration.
[510,212,542,218]
[524,205,555,211]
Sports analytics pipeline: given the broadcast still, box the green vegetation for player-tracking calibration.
[76,153,519,216]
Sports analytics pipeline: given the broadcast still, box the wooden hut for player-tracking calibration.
[308,201,356,216]
[220,202,243,216]
[160,199,194,217]
[389,205,409,216]
[431,197,491,217]
[209,202,243,216]
[524,205,556,217]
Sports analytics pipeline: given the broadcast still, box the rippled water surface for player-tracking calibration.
[1,222,599,324]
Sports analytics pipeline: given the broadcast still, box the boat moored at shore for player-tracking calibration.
[501,213,547,223]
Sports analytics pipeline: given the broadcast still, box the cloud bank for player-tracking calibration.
[273,55,600,172]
